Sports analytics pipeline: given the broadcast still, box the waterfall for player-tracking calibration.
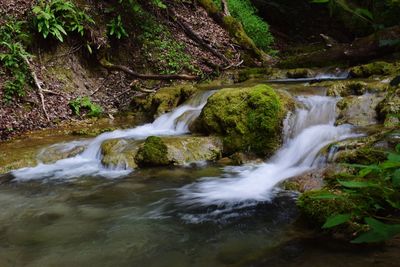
[11,91,214,181]
[178,95,359,206]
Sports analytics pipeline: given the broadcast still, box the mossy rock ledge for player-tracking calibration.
[190,84,294,157]
[131,84,197,119]
[101,136,223,168]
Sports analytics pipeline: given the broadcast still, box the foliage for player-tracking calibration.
[138,15,198,75]
[312,0,400,29]
[213,0,274,51]
[107,15,128,39]
[69,96,102,117]
[301,144,400,243]
[0,19,32,102]
[32,0,94,42]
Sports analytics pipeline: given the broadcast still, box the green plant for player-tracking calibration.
[138,15,199,75]
[0,19,32,102]
[107,15,128,39]
[312,0,400,29]
[69,96,103,117]
[32,0,94,42]
[304,144,400,243]
[213,0,274,51]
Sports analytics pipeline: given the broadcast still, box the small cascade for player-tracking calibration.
[178,95,359,206]
[12,91,214,181]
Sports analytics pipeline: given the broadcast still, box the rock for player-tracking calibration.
[390,75,400,87]
[101,135,223,168]
[325,80,389,97]
[281,169,325,193]
[131,84,197,119]
[37,142,87,164]
[135,136,170,167]
[376,87,400,127]
[191,84,294,156]
[286,68,314,78]
[101,139,142,169]
[349,61,400,78]
[336,94,385,126]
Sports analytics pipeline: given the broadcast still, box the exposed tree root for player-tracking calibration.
[23,57,50,121]
[99,58,198,81]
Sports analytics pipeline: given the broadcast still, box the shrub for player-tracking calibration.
[32,0,94,42]
[299,144,400,243]
[0,19,31,102]
[213,0,274,51]
[69,96,102,117]
[107,15,128,39]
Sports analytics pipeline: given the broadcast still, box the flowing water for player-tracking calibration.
[0,79,397,267]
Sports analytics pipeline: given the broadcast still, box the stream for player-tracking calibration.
[0,77,398,267]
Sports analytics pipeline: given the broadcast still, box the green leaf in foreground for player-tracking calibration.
[322,213,352,229]
[351,217,400,244]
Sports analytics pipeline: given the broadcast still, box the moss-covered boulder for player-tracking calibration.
[101,136,223,168]
[376,87,400,127]
[131,84,197,119]
[191,84,294,156]
[297,190,357,225]
[135,136,170,167]
[349,61,400,78]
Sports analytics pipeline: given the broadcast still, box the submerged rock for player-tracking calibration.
[101,135,223,168]
[191,84,294,156]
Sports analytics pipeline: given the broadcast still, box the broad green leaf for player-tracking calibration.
[338,180,378,188]
[322,213,352,229]
[352,217,400,243]
[388,153,400,162]
[392,169,400,187]
[310,193,341,199]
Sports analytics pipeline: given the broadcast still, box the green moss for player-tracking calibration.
[194,84,292,156]
[297,190,356,224]
[335,148,387,165]
[131,84,196,118]
[349,61,400,78]
[376,87,400,126]
[135,136,169,167]
[286,68,313,78]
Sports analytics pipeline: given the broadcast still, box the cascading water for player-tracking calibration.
[11,91,214,181]
[178,95,360,206]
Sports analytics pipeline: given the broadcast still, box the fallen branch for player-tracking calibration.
[170,9,230,65]
[100,58,198,81]
[42,89,65,97]
[23,57,50,121]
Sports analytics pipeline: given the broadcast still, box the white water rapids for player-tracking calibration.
[12,91,213,181]
[178,95,359,205]
[12,89,359,207]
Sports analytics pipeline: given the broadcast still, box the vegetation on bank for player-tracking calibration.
[299,142,400,243]
[212,0,274,51]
